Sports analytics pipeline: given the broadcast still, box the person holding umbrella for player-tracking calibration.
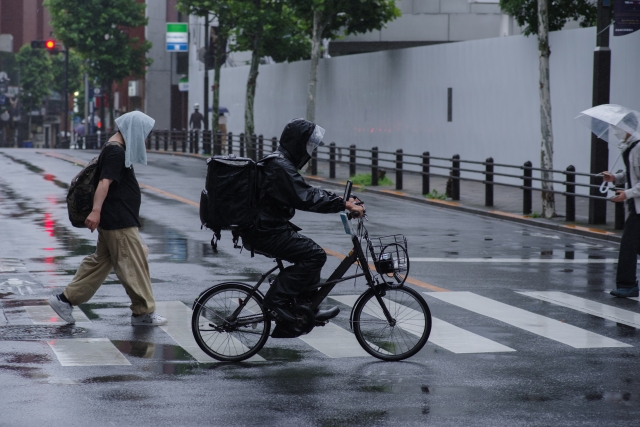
[578,105,640,297]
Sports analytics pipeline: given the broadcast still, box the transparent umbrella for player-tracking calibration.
[575,104,640,145]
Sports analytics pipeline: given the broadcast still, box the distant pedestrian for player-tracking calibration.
[219,107,229,150]
[49,111,167,326]
[189,103,204,130]
[602,117,640,298]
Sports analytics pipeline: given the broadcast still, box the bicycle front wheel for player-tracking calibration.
[352,286,431,361]
[192,283,271,362]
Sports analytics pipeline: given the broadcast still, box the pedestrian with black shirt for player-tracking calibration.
[49,111,167,325]
[602,117,640,298]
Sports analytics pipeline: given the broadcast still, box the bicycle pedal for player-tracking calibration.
[314,320,329,327]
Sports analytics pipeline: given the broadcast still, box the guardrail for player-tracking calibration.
[78,129,624,230]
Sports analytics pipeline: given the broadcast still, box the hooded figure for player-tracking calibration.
[240,118,361,332]
[115,111,155,168]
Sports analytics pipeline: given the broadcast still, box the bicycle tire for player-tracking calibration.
[352,286,431,361]
[191,282,271,362]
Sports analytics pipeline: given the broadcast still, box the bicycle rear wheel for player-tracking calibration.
[192,283,271,362]
[352,286,431,361]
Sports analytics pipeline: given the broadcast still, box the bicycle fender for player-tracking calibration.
[192,282,264,310]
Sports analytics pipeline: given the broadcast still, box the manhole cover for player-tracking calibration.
[0,325,87,341]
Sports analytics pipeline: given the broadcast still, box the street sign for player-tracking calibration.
[166,23,188,52]
[614,0,640,36]
[178,76,188,92]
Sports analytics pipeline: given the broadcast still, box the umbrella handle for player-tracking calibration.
[599,181,614,194]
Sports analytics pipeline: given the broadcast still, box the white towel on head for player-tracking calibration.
[115,111,155,168]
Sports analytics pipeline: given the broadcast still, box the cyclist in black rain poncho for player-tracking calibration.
[241,118,364,325]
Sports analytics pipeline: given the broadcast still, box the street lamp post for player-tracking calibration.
[589,0,612,224]
[64,46,69,147]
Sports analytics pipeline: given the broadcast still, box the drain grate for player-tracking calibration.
[0,325,87,341]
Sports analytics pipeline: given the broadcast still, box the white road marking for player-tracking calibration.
[24,305,91,325]
[48,338,130,366]
[298,323,371,358]
[425,292,631,349]
[603,290,640,302]
[520,291,640,329]
[156,301,265,363]
[410,258,616,264]
[331,294,513,354]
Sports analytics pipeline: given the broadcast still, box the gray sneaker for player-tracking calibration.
[131,312,167,326]
[48,295,76,324]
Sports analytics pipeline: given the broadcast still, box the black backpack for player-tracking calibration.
[199,153,280,251]
[66,142,118,228]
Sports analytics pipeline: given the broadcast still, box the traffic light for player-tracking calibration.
[30,40,58,52]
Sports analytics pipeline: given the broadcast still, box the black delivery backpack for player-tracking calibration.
[199,153,280,252]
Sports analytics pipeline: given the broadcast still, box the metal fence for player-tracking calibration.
[78,129,624,230]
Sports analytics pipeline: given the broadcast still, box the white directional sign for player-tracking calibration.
[166,23,188,52]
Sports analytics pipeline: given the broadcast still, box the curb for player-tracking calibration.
[146,150,622,244]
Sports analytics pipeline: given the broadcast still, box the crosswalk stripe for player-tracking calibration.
[331,294,514,354]
[603,290,640,302]
[519,291,640,329]
[425,292,631,349]
[298,323,371,358]
[155,301,265,363]
[48,338,130,366]
[25,305,91,325]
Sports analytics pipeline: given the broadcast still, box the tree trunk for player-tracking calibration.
[244,38,260,138]
[538,0,555,218]
[212,33,227,147]
[306,10,325,123]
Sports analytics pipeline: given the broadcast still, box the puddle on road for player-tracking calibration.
[258,347,304,362]
[3,353,52,364]
[112,340,194,361]
[0,153,69,189]
[82,374,146,384]
[0,364,48,379]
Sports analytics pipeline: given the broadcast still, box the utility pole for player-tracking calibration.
[203,15,210,131]
[84,71,89,137]
[63,46,69,147]
[589,0,612,224]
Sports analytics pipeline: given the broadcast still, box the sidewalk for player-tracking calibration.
[145,149,623,243]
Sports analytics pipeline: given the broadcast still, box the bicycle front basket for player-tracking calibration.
[371,235,409,286]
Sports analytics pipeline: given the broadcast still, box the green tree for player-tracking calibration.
[16,45,54,139]
[500,0,596,218]
[178,0,235,138]
[45,0,151,131]
[230,0,310,140]
[290,0,400,122]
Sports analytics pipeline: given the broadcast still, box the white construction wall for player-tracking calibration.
[189,26,640,179]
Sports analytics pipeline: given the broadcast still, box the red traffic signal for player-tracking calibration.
[45,40,56,50]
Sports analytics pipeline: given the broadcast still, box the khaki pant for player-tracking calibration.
[63,227,156,315]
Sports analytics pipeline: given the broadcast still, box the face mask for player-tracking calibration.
[306,125,325,156]
[614,128,629,143]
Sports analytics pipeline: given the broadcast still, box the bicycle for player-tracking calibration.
[191,180,432,362]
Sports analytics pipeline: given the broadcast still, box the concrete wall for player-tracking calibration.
[145,0,171,127]
[199,26,640,186]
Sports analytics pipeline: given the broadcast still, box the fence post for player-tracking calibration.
[271,136,277,153]
[349,145,356,177]
[615,201,625,230]
[451,154,460,201]
[523,161,533,215]
[163,130,168,151]
[485,157,494,207]
[248,134,257,160]
[396,149,403,190]
[227,132,233,155]
[239,133,245,157]
[204,130,212,155]
[311,150,318,175]
[565,165,576,222]
[155,131,160,151]
[181,130,187,153]
[171,130,176,152]
[372,147,379,186]
[422,152,430,196]
[329,142,336,179]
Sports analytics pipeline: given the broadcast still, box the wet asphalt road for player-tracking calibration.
[0,148,639,427]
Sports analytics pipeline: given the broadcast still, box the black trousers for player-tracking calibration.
[243,230,327,303]
[616,203,640,288]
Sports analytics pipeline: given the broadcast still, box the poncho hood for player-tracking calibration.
[277,118,316,169]
[115,111,155,168]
